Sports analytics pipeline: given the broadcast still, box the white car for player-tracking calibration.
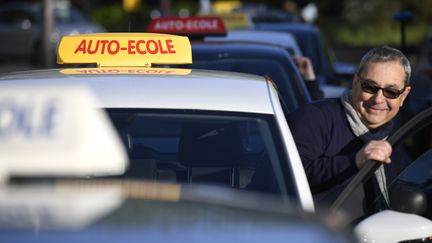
[0,32,315,211]
[1,32,432,242]
[0,84,351,243]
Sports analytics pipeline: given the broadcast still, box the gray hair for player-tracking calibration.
[356,45,411,85]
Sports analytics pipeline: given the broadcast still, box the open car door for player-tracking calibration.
[332,106,432,242]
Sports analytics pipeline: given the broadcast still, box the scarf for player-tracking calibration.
[340,90,392,206]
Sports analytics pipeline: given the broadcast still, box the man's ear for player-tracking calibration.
[352,74,359,86]
[399,85,411,107]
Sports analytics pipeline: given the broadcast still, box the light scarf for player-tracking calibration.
[340,90,391,206]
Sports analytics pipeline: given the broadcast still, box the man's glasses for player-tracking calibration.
[358,75,406,99]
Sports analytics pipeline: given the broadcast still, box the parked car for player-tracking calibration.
[255,21,356,97]
[188,41,312,111]
[0,2,105,63]
[205,29,303,56]
[1,32,315,212]
[0,84,353,243]
[147,16,312,111]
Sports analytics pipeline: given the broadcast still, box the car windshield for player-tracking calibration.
[107,109,297,201]
[395,148,432,185]
[55,7,88,23]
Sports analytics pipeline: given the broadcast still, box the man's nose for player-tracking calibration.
[371,89,386,103]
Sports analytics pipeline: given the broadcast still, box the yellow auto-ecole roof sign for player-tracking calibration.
[57,33,192,67]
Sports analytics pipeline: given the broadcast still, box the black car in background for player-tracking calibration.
[185,41,312,113]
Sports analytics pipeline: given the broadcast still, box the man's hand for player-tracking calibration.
[355,140,392,169]
[292,55,316,81]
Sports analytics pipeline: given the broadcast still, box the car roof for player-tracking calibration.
[0,68,275,114]
[191,41,293,59]
[204,30,303,56]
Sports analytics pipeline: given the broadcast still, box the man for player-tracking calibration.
[287,46,411,212]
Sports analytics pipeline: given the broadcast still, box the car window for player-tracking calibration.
[55,7,88,23]
[396,148,432,185]
[0,10,35,25]
[107,109,297,201]
[387,121,432,182]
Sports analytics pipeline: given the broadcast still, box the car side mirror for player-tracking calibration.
[355,210,432,242]
[389,180,428,215]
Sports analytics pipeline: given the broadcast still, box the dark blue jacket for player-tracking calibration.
[288,98,362,205]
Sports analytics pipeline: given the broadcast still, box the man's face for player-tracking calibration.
[352,61,411,129]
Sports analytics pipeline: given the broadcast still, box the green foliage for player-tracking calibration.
[323,21,428,47]
[316,0,432,46]
[90,3,151,32]
[172,1,199,16]
[91,4,127,31]
[89,1,199,32]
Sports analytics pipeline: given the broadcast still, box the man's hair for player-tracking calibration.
[356,45,411,85]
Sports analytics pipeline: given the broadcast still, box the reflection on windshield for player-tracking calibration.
[55,8,88,23]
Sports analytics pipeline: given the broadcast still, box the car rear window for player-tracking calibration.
[108,109,297,200]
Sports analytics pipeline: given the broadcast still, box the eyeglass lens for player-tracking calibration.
[360,79,403,99]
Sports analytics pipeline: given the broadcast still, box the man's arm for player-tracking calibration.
[292,55,324,100]
[288,103,358,192]
[288,103,393,194]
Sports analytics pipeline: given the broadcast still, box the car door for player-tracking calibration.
[331,106,432,241]
[332,106,432,212]
[367,107,432,218]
